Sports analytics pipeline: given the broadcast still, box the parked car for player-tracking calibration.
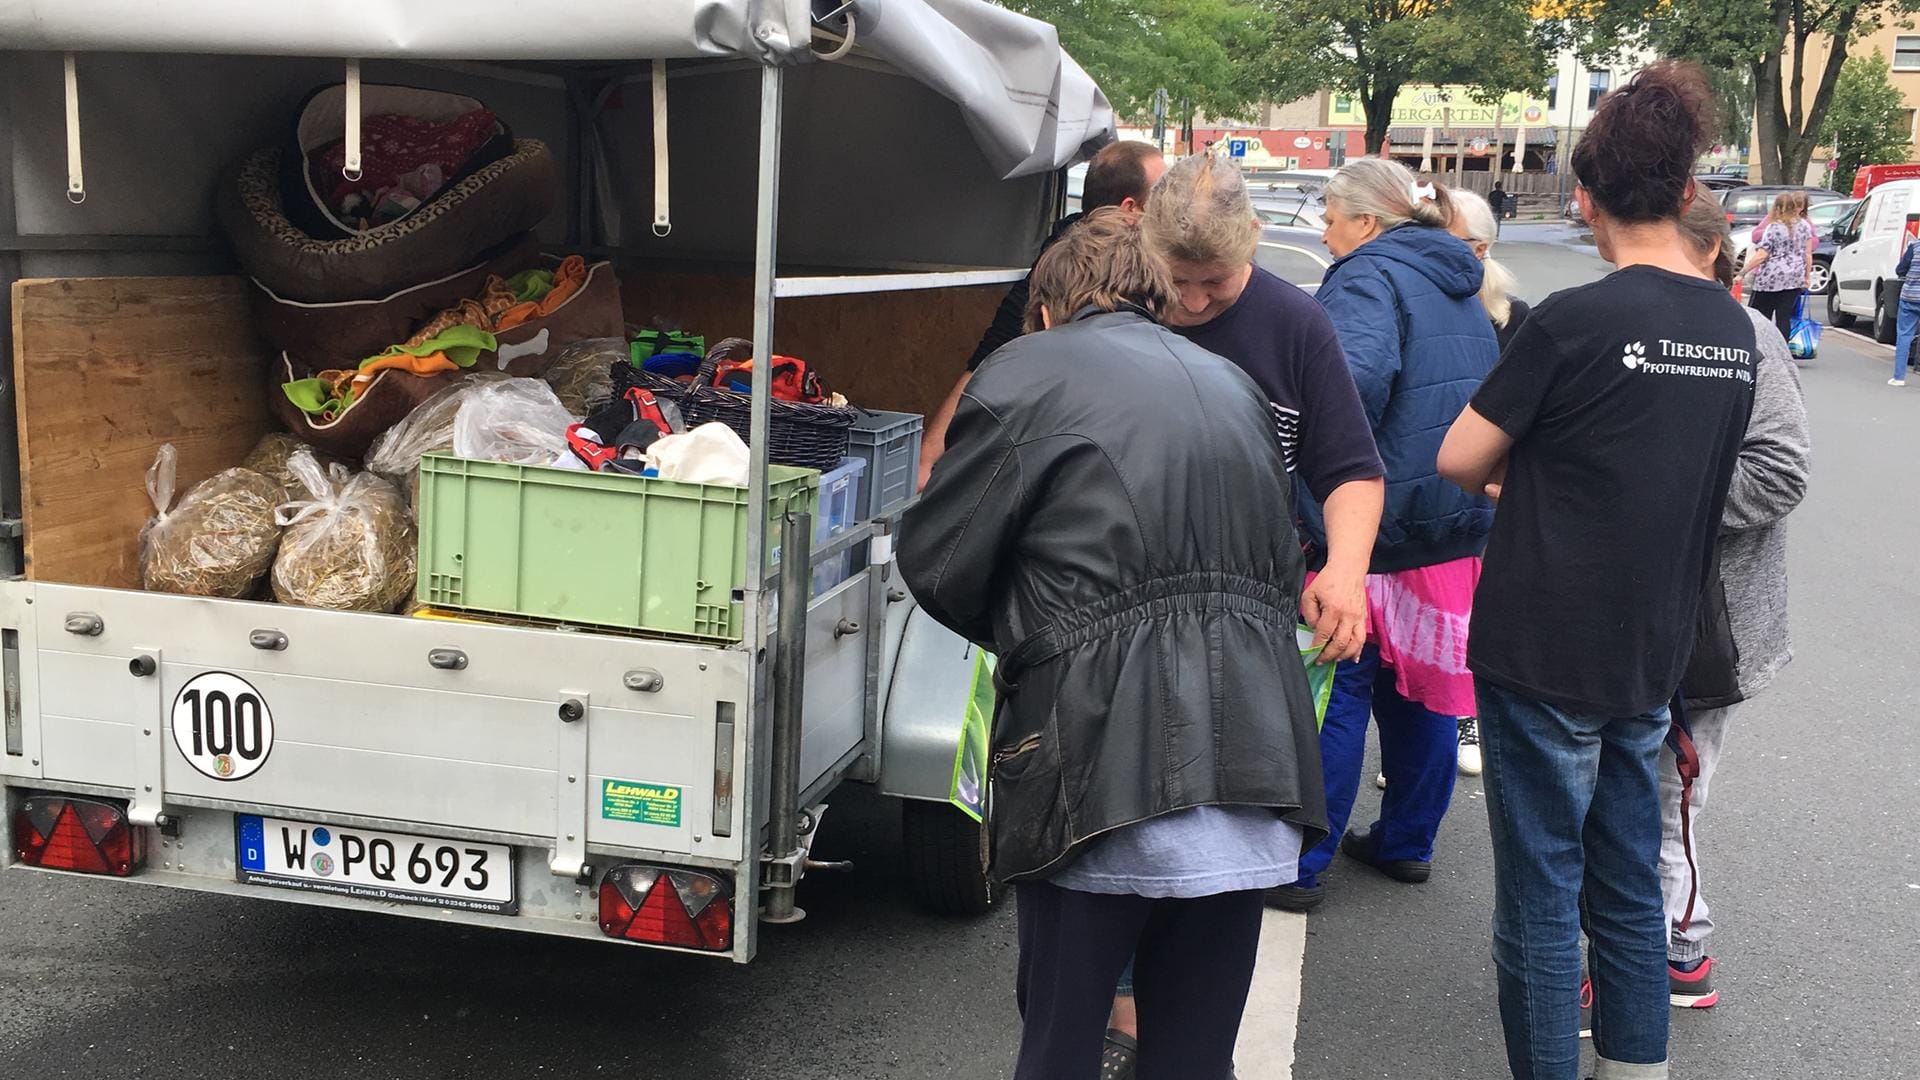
[1722,184,1847,234]
[1694,173,1749,191]
[1828,179,1920,340]
[1716,163,1751,180]
[1251,194,1326,230]
[1257,223,1332,290]
[1731,196,1859,295]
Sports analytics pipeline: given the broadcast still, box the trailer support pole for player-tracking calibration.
[763,508,811,924]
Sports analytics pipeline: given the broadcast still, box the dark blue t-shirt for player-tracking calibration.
[1170,265,1383,503]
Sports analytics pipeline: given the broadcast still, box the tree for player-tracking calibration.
[1255,0,1553,155]
[1829,49,1912,192]
[1705,64,1756,150]
[1561,0,1920,184]
[1000,0,1275,123]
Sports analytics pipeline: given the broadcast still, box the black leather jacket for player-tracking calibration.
[900,308,1329,883]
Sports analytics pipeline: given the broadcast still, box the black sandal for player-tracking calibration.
[1101,1029,1139,1080]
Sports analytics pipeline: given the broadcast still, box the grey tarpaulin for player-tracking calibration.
[0,0,1114,178]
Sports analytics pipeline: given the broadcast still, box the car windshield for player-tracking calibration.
[1724,190,1778,216]
[1809,200,1857,225]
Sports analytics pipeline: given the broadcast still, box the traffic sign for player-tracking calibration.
[1229,138,1248,158]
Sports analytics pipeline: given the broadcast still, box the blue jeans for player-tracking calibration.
[1477,679,1671,1080]
[1893,297,1920,381]
[1295,644,1459,885]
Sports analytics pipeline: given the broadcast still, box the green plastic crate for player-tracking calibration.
[416,454,820,641]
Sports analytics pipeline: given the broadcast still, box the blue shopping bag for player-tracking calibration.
[1788,292,1821,360]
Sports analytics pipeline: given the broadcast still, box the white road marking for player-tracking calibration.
[1235,910,1308,1079]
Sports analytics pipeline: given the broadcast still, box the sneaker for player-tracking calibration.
[1579,976,1594,1039]
[1891,378,1908,387]
[1670,956,1720,1008]
[1457,717,1483,776]
[1339,828,1431,884]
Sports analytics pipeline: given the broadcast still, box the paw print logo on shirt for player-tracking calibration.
[1622,340,1647,370]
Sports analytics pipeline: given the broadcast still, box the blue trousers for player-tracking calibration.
[1295,644,1459,885]
[1892,297,1920,381]
[1478,679,1671,1080]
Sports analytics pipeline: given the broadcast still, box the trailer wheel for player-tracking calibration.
[901,799,996,916]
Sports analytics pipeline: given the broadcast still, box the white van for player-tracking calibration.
[1828,179,1920,340]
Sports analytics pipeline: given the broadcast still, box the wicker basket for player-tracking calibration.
[609,356,691,403]
[676,339,856,470]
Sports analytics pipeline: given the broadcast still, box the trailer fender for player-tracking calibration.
[875,603,991,805]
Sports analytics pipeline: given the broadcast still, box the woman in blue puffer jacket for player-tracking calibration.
[1266,159,1501,913]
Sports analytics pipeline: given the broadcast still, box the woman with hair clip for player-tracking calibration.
[1260,158,1500,914]
[1439,61,1757,1080]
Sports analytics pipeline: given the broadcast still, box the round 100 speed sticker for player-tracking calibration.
[170,672,275,781]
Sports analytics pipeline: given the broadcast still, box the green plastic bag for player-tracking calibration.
[948,649,994,823]
[1298,625,1335,730]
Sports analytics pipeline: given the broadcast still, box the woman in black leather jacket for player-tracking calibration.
[901,207,1328,1080]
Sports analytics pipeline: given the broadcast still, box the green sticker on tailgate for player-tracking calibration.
[601,779,682,827]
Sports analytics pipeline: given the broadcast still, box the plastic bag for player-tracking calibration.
[1297,625,1335,730]
[139,444,284,598]
[645,422,751,485]
[271,450,417,612]
[1788,292,1821,360]
[451,378,578,466]
[365,372,511,499]
[242,433,343,502]
[542,337,623,416]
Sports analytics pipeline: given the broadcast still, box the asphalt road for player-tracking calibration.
[5,227,1914,1079]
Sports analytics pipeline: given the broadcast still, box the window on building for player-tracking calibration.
[1546,73,1559,112]
[1588,71,1612,109]
[1902,108,1919,142]
[1895,36,1920,70]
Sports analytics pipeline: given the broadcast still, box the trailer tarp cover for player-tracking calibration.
[0,0,1114,177]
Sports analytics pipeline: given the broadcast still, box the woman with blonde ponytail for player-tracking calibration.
[1263,156,1502,914]
[1448,188,1530,350]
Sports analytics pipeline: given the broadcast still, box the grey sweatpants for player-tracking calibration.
[1659,703,1736,964]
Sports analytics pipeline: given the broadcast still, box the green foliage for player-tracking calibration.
[1829,49,1913,193]
[999,0,1275,122]
[1255,0,1551,152]
[1553,0,1920,183]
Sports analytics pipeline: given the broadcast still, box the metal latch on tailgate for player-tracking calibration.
[128,647,171,828]
[550,691,592,882]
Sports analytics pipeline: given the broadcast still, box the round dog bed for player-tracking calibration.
[217,138,556,304]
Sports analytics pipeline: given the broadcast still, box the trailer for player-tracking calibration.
[0,0,1112,962]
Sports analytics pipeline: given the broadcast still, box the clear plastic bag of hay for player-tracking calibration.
[541,336,622,415]
[140,443,284,598]
[271,450,417,612]
[242,432,343,502]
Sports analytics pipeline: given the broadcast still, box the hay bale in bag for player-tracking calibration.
[242,432,344,501]
[140,444,284,598]
[271,450,417,612]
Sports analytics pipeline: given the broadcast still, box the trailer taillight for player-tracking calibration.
[13,796,144,876]
[598,864,733,952]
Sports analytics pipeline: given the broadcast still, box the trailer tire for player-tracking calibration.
[901,799,996,916]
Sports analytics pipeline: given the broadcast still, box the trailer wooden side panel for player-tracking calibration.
[10,276,274,588]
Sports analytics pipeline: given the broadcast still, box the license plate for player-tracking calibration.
[235,815,517,914]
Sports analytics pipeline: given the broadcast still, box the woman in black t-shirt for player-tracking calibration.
[1437,62,1755,1080]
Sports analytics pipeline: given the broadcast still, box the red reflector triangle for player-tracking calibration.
[42,804,113,874]
[638,876,706,948]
